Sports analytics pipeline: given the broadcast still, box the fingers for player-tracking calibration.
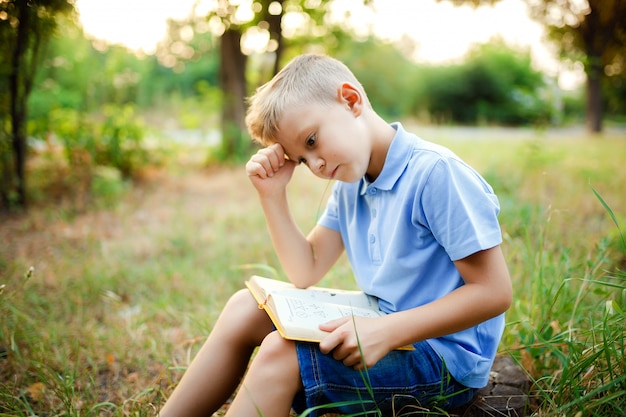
[319,317,349,334]
[319,317,390,370]
[246,143,286,179]
[319,318,366,369]
[318,317,350,354]
[335,344,364,369]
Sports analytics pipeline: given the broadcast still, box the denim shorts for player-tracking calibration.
[292,341,477,417]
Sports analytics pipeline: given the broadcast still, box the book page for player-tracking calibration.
[248,275,378,310]
[270,292,384,330]
[270,287,378,310]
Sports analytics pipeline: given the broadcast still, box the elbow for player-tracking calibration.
[483,274,513,317]
[500,294,513,315]
[497,279,513,314]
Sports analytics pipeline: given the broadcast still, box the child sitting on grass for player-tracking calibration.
[158,53,512,417]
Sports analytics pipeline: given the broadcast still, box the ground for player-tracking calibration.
[1,163,531,416]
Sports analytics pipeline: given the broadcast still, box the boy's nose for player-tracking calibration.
[310,157,325,175]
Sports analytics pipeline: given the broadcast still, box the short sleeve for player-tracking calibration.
[419,158,502,261]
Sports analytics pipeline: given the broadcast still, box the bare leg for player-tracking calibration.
[159,289,274,417]
[225,331,303,417]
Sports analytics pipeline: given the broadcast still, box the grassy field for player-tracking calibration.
[1,126,625,416]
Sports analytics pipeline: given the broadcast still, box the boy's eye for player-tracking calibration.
[306,134,316,147]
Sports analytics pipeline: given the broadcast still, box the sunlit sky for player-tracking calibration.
[75,0,585,89]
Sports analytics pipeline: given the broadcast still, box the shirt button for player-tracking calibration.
[369,234,376,244]
[368,188,377,195]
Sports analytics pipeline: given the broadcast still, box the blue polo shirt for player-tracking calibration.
[317,122,505,388]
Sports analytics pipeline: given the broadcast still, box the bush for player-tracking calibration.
[414,40,555,126]
[26,104,147,211]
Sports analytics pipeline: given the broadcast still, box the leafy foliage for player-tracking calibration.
[29,17,221,116]
[439,0,626,132]
[413,40,553,125]
[0,0,75,210]
[10,0,626,212]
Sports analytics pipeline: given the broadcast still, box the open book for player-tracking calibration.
[245,275,414,350]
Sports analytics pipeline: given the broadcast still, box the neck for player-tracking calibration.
[366,115,396,181]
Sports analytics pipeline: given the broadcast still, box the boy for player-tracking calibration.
[159,54,512,417]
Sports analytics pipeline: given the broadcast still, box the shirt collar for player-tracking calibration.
[359,122,414,195]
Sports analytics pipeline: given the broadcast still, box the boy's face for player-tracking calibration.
[275,89,371,183]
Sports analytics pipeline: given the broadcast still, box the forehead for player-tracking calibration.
[275,103,323,145]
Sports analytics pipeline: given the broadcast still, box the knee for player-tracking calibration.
[223,289,262,321]
[254,332,300,381]
[220,289,273,345]
[258,333,298,368]
[227,288,257,307]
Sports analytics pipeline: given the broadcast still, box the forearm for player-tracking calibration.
[246,145,329,287]
[319,279,510,370]
[383,247,512,351]
[384,282,509,350]
[259,194,326,288]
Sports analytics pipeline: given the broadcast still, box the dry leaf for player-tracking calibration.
[520,349,536,377]
[25,382,45,401]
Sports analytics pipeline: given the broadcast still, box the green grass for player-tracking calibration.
[1,127,625,416]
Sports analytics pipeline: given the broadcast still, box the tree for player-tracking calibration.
[440,0,626,133]
[194,0,274,160]
[219,27,248,158]
[0,0,74,211]
[533,0,626,132]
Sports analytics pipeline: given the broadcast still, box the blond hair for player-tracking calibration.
[245,54,368,147]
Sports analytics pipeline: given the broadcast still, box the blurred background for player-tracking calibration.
[1,0,624,210]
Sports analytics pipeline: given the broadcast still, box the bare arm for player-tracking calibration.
[246,144,344,288]
[391,245,513,344]
[320,245,512,368]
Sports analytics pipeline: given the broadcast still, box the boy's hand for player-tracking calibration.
[246,143,298,197]
[318,316,391,370]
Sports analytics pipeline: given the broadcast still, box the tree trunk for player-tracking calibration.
[586,57,603,133]
[266,0,284,76]
[578,3,605,134]
[8,0,31,209]
[0,141,10,210]
[219,28,248,159]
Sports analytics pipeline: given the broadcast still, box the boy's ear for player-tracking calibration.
[337,83,362,116]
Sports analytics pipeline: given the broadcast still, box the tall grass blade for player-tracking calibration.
[592,186,626,251]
